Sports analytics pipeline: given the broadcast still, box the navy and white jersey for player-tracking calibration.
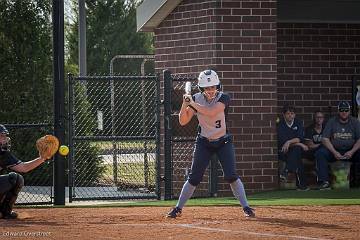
[0,151,22,171]
[193,91,230,139]
[277,118,304,148]
[304,124,323,144]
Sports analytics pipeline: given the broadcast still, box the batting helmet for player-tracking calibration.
[197,70,221,92]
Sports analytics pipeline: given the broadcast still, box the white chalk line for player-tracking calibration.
[110,222,330,240]
[264,207,360,217]
[175,223,330,240]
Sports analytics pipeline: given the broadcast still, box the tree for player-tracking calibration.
[67,0,155,136]
[65,0,155,188]
[71,81,106,186]
[0,0,53,185]
[0,0,52,123]
[67,0,154,74]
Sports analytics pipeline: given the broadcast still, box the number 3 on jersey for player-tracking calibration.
[215,120,221,128]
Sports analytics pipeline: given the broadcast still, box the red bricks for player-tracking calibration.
[155,0,277,196]
[277,23,360,124]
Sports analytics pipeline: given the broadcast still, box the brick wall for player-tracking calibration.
[154,0,278,197]
[277,23,360,126]
[154,1,218,73]
[215,0,278,194]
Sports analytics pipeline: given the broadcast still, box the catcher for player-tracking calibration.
[0,124,59,219]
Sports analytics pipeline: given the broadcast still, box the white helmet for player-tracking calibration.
[197,70,220,90]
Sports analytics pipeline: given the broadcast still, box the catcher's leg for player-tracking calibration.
[0,191,5,219]
[0,173,15,218]
[0,172,24,219]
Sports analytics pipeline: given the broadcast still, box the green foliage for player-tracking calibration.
[73,141,105,187]
[67,0,156,137]
[0,0,52,185]
[67,0,154,74]
[72,83,105,186]
[0,0,52,124]
[65,0,155,186]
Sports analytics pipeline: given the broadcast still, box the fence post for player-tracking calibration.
[155,73,162,200]
[163,69,173,200]
[68,73,74,203]
[52,0,65,205]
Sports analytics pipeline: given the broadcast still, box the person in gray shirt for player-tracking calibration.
[315,101,360,189]
[167,69,254,218]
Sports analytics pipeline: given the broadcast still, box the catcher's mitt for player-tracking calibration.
[36,135,60,160]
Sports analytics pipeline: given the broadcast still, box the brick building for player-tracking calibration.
[136,0,360,196]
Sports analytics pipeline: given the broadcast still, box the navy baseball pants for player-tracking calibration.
[188,134,238,186]
[315,146,360,183]
[0,172,24,214]
[278,145,307,188]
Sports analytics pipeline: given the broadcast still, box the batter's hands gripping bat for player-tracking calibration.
[36,135,60,160]
[184,81,192,103]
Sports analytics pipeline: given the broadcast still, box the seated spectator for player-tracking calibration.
[315,101,360,190]
[277,105,309,191]
[303,111,326,161]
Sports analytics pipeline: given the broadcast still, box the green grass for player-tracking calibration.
[90,141,156,152]
[247,188,360,205]
[101,161,156,186]
[121,189,360,207]
[33,188,360,209]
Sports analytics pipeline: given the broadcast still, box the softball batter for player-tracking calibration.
[167,70,255,218]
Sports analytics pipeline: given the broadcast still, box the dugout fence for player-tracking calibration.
[68,74,161,201]
[8,69,223,205]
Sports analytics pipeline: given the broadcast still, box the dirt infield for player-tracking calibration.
[1,206,359,239]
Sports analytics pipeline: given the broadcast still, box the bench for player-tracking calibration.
[279,157,317,189]
[279,158,354,189]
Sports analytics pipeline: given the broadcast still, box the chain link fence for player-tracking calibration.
[2,123,54,205]
[69,74,160,201]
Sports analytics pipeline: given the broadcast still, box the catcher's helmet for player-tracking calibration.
[0,124,11,152]
[197,70,221,92]
[0,124,9,135]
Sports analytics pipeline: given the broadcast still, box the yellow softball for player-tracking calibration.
[59,145,69,156]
